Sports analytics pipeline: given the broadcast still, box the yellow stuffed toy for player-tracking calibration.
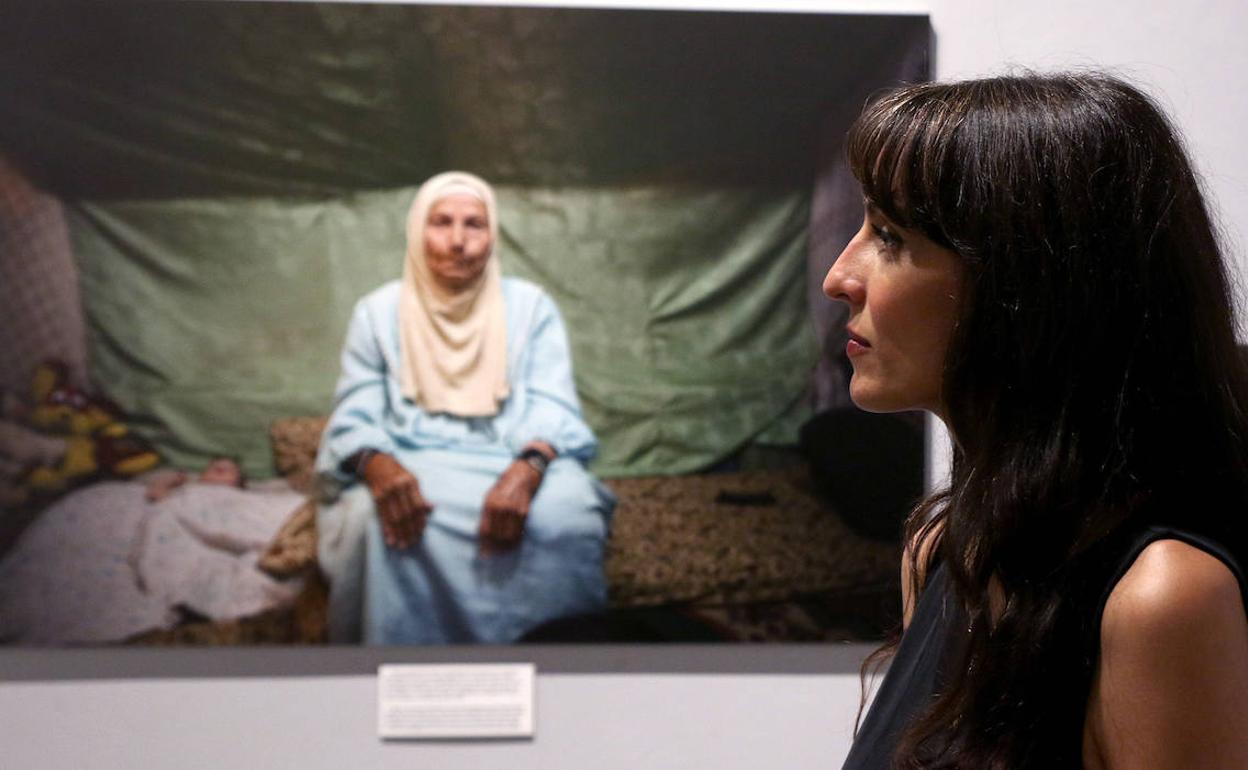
[0,417,66,509]
[15,362,161,497]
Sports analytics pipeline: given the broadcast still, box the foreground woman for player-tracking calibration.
[828,74,1248,769]
[315,171,614,644]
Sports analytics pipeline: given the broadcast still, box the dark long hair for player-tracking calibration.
[848,72,1248,767]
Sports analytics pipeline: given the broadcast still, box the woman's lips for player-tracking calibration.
[846,329,871,357]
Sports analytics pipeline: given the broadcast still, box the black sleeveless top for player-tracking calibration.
[841,525,1248,770]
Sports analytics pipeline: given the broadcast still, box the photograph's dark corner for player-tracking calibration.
[0,2,930,652]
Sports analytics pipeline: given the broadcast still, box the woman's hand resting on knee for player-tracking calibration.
[479,447,551,554]
[362,453,432,549]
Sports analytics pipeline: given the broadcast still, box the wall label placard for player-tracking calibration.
[377,663,536,740]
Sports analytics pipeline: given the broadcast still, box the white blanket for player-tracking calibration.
[0,480,303,645]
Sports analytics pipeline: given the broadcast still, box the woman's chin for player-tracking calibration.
[848,381,909,414]
[430,271,483,293]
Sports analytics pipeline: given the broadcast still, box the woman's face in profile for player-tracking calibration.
[823,202,963,419]
[423,193,492,292]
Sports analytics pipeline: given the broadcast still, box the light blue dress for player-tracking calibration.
[315,277,615,644]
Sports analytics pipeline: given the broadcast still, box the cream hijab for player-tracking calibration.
[397,171,509,416]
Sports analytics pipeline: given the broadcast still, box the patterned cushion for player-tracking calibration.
[604,467,898,606]
[258,497,317,579]
[0,156,88,397]
[268,416,328,494]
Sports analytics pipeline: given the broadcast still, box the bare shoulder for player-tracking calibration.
[1103,538,1246,636]
[1087,539,1248,770]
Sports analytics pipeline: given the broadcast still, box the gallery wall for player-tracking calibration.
[3,1,1246,768]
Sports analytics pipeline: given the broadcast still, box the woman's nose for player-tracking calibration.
[449,224,466,249]
[823,248,865,306]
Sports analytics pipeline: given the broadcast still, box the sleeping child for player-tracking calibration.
[0,456,303,644]
[145,456,245,502]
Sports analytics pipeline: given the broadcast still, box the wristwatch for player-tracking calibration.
[341,448,379,478]
[517,446,551,475]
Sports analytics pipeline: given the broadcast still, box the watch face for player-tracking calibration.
[519,449,550,473]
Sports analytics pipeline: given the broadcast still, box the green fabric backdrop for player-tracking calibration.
[70,186,814,477]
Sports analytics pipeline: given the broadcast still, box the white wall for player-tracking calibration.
[5,1,1248,768]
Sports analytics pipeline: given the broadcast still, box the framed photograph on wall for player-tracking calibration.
[0,1,929,657]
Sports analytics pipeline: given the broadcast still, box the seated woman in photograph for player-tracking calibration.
[315,171,614,645]
[828,74,1248,769]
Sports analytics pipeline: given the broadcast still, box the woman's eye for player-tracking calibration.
[871,223,902,250]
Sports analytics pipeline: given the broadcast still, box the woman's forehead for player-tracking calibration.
[428,193,487,215]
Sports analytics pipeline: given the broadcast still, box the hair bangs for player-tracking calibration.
[847,85,965,250]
